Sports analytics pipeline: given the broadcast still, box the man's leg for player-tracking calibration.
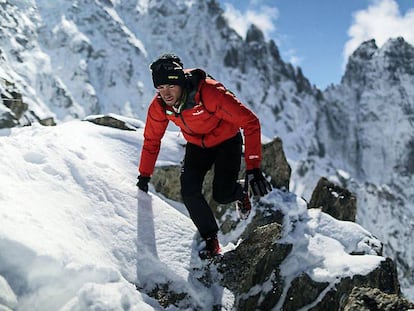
[180,143,218,239]
[212,132,244,204]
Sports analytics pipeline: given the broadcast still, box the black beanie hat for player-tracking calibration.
[150,53,186,88]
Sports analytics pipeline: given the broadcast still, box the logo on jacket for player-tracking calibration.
[192,109,205,116]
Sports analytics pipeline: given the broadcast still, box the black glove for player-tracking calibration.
[137,175,150,193]
[246,168,272,196]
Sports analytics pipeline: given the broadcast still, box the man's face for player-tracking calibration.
[156,84,183,106]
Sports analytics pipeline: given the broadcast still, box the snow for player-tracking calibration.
[0,120,386,310]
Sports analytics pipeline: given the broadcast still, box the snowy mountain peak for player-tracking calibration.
[380,36,414,75]
[342,37,414,86]
[245,24,265,44]
[351,38,378,60]
[320,35,414,298]
[341,39,377,86]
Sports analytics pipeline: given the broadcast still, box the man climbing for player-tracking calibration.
[137,53,271,259]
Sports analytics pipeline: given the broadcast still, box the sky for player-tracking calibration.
[218,0,414,89]
[0,117,389,309]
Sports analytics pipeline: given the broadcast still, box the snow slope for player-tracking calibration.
[0,120,385,310]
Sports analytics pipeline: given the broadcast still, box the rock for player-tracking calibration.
[245,24,265,44]
[214,233,402,311]
[293,258,400,311]
[84,115,136,131]
[261,137,291,190]
[0,109,18,129]
[1,79,57,128]
[342,287,414,311]
[1,89,27,120]
[1,79,27,128]
[39,117,56,126]
[308,177,357,221]
[145,283,190,309]
[152,165,182,203]
[216,222,292,310]
[283,273,329,311]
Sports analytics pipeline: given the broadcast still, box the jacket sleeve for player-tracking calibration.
[138,97,169,177]
[200,81,262,170]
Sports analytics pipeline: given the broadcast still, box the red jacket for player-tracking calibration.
[139,69,262,177]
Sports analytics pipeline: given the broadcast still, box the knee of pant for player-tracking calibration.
[181,175,199,198]
[212,189,232,204]
[213,183,243,204]
[181,183,200,199]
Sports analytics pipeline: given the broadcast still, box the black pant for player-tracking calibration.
[180,132,244,239]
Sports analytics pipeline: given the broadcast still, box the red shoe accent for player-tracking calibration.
[236,191,252,220]
[199,235,221,259]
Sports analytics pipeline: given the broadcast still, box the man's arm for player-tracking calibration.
[138,98,169,177]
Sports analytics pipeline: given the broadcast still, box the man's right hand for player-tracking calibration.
[137,175,150,193]
[246,168,272,196]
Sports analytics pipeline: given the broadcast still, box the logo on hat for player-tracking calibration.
[150,55,186,88]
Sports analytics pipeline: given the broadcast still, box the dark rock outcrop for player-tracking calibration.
[1,78,57,128]
[342,286,414,311]
[1,86,27,120]
[308,177,357,221]
[308,258,400,311]
[217,222,291,310]
[152,165,182,203]
[1,79,26,129]
[85,114,136,131]
[245,24,265,44]
[0,109,18,128]
[203,214,403,311]
[261,137,291,190]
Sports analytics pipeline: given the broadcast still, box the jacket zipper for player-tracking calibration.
[177,113,208,148]
[178,113,194,134]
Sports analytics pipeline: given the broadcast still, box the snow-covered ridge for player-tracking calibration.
[0,120,389,310]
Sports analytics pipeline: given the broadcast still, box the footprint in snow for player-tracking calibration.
[23,151,46,165]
